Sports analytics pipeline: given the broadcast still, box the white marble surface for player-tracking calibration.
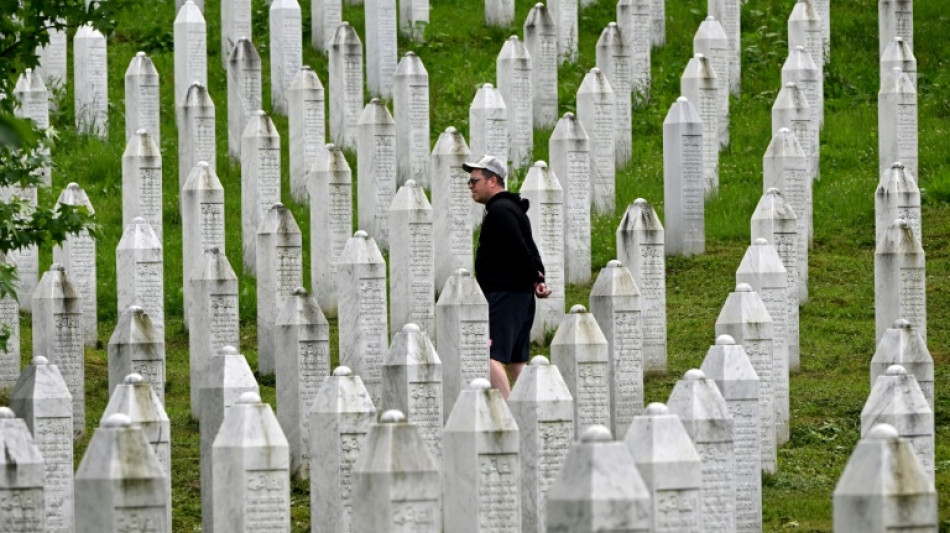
[551,305,610,435]
[176,82,216,190]
[256,204,302,376]
[288,67,324,203]
[435,268,489,422]
[524,4,558,129]
[875,219,926,345]
[881,37,916,89]
[240,111,280,274]
[269,0,302,113]
[328,22,363,150]
[107,307,165,405]
[122,130,163,242]
[878,67,917,181]
[616,0,653,95]
[125,52,161,145]
[181,162,224,326]
[862,365,934,479]
[663,96,704,256]
[521,162,565,340]
[693,17,730,148]
[0,407,46,532]
[878,0,913,57]
[680,53,720,196]
[366,0,397,98]
[549,113,591,285]
[226,38,261,158]
[73,25,108,137]
[596,23,632,168]
[393,53,430,188]
[497,36,533,170]
[576,68,615,215]
[309,144,351,317]
[53,183,97,346]
[431,128,474,292]
[174,1,206,105]
[871,318,933,409]
[548,0,577,63]
[389,181,434,335]
[357,99,397,250]
[311,0,341,51]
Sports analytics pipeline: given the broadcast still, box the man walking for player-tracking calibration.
[464,155,552,399]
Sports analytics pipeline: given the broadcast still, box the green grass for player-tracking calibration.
[4,0,949,530]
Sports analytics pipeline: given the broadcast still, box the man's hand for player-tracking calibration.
[534,282,553,298]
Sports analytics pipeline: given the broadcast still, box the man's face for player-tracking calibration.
[468,169,496,204]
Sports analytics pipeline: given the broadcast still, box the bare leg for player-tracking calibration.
[508,362,526,386]
[490,359,512,399]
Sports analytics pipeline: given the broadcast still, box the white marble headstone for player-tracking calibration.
[399,0,428,40]
[878,0,913,56]
[177,82,216,190]
[788,0,824,125]
[226,38,262,158]
[36,25,67,92]
[107,307,165,405]
[73,25,108,137]
[551,305,611,435]
[616,0,653,96]
[507,356,574,533]
[663,96,705,256]
[337,231,389,407]
[256,203,303,376]
[875,218,926,344]
[122,129,163,242]
[220,0,251,64]
[240,110,281,273]
[173,0,207,105]
[549,113,591,285]
[772,82,818,184]
[9,356,73,532]
[0,254,19,389]
[524,4,558,129]
[548,0,577,63]
[708,0,740,95]
[763,126,812,286]
[878,67,917,181]
[881,36,916,89]
[431,128,474,291]
[328,22,363,150]
[0,407,46,532]
[269,0,303,113]
[311,0,341,52]
[596,23,633,168]
[693,16,730,148]
[116,218,164,339]
[357,99,397,250]
[181,161,225,324]
[308,143,352,316]
[617,199,667,375]
[577,68,616,215]
[485,0,514,26]
[393,52,430,188]
[366,0,397,98]
[521,161,565,340]
[782,46,821,136]
[389,180,435,335]
[497,36,533,170]
[680,53,720,196]
[53,183,97,346]
[870,319,933,409]
[590,260,643,437]
[124,52,161,144]
[468,82,508,190]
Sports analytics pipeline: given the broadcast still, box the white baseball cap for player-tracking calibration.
[462,155,507,181]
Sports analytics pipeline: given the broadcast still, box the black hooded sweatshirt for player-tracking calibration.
[474,191,546,293]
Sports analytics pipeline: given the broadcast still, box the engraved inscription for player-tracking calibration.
[460,320,489,382]
[478,454,519,532]
[536,421,571,528]
[35,417,73,532]
[114,505,167,532]
[654,489,701,532]
[612,309,644,428]
[244,470,289,531]
[0,488,44,532]
[409,382,442,461]
[339,432,366,531]
[576,362,610,429]
[391,499,439,533]
[696,441,735,531]
[729,399,761,533]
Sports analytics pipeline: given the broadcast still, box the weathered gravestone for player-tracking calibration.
[590,259,643,437]
[220,0,252,64]
[53,183,97,346]
[177,82,216,190]
[389,180,434,335]
[338,230,389,408]
[664,96,705,255]
[9,356,73,533]
[352,410,442,532]
[521,161,565,340]
[879,67,918,181]
[0,407,46,532]
[125,52,160,145]
[382,324,443,465]
[309,366,377,533]
[241,111,281,273]
[431,128,474,292]
[311,0,341,52]
[469,83,508,193]
[708,0,740,95]
[36,26,67,92]
[435,268,490,421]
[0,253,18,390]
[736,238,790,444]
[524,4,558,129]
[275,287,329,480]
[181,162,224,325]
[32,265,84,434]
[870,318,933,409]
[551,305,611,435]
[288,67,324,202]
[716,283,777,472]
[212,392,290,532]
[188,248,240,418]
[73,24,108,137]
[357,99,397,250]
[75,413,169,532]
[393,52,430,188]
[681,53,720,195]
[107,306,165,405]
[876,161,920,249]
[309,143,352,316]
[782,46,821,134]
[549,113,591,285]
[788,0,824,125]
[399,0,428,41]
[651,0,665,46]
[1,183,38,312]
[508,356,574,533]
[833,423,936,532]
[269,0,302,114]
[750,188,802,370]
[226,38,262,158]
[116,218,164,336]
[862,365,934,480]
[772,82,818,186]
[667,369,737,533]
[623,403,703,533]
[576,68,616,215]
[546,425,652,532]
[764,126,812,268]
[881,36,916,89]
[13,69,50,186]
[443,378,521,533]
[875,219,926,344]
[256,203,303,376]
[693,16,730,148]
[328,22,363,150]
[617,199,667,375]
[596,23,633,168]
[100,373,171,525]
[366,0,397,98]
[878,0,913,56]
[484,0,513,26]
[122,129,163,242]
[701,335,762,533]
[198,346,259,533]
[616,0,653,96]
[497,36,533,170]
[548,0,577,64]
[173,0,207,105]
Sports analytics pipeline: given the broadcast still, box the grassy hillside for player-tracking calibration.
[6,0,949,530]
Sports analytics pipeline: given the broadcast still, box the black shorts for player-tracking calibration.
[486,291,535,364]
